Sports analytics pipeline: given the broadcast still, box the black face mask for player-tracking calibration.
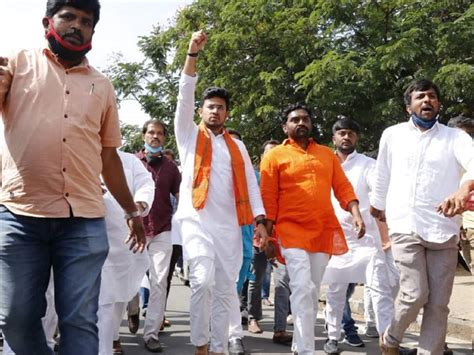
[45,21,92,62]
[146,152,163,165]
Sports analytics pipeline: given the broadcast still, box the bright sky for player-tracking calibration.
[0,0,192,145]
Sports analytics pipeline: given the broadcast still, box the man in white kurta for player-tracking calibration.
[322,118,394,352]
[174,31,267,355]
[97,150,155,355]
[370,79,474,354]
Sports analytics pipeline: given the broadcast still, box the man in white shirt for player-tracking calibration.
[322,118,394,354]
[447,115,474,270]
[370,79,474,354]
[98,151,155,355]
[174,31,268,355]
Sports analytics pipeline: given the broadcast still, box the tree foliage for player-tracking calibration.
[107,0,474,157]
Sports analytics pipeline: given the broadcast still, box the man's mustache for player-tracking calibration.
[63,30,84,44]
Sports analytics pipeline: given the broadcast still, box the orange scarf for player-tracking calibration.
[192,122,254,226]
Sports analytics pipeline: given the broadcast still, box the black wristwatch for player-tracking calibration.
[256,218,266,226]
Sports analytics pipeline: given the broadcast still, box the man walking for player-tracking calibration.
[174,31,268,355]
[370,79,474,354]
[137,119,181,353]
[260,104,365,355]
[322,118,395,354]
[0,1,145,354]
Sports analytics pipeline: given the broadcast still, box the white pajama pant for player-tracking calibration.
[325,251,395,340]
[97,302,126,355]
[364,249,400,327]
[228,287,244,340]
[282,247,329,355]
[143,231,172,342]
[3,271,57,354]
[188,255,239,353]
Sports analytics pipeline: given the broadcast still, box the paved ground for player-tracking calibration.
[1,274,471,354]
[118,277,472,355]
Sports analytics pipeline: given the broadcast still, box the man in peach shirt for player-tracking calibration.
[260,104,365,355]
[0,1,145,354]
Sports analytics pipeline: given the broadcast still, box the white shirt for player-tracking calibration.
[100,150,155,305]
[333,151,381,249]
[370,119,474,243]
[173,73,265,235]
[323,152,381,283]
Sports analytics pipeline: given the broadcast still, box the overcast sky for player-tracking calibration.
[0,0,192,145]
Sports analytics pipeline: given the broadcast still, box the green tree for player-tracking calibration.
[119,123,143,153]
[108,0,474,156]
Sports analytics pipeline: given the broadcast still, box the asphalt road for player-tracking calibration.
[0,277,471,354]
[118,278,472,355]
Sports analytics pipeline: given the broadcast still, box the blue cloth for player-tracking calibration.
[140,286,150,309]
[235,224,254,292]
[341,283,358,336]
[261,262,272,299]
[0,205,108,355]
[411,114,437,130]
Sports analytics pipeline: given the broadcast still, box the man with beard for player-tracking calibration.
[260,104,365,355]
[322,118,395,354]
[174,30,268,355]
[0,1,145,354]
[370,79,474,354]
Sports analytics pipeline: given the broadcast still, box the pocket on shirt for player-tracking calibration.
[79,92,104,131]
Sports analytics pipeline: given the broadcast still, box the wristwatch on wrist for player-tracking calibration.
[124,210,141,220]
[256,217,266,226]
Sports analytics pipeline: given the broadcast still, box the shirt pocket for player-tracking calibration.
[79,91,104,132]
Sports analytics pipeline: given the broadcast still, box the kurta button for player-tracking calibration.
[62,138,66,142]
[64,114,68,118]
[62,168,66,172]
[65,192,69,197]
[66,90,70,95]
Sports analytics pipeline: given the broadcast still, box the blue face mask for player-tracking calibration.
[144,143,163,154]
[411,113,438,130]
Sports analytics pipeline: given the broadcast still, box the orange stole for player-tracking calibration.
[192,122,254,226]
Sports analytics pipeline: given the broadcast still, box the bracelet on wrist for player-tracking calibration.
[124,210,141,220]
[187,52,199,57]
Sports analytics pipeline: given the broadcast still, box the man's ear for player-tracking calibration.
[198,107,203,117]
[42,17,51,33]
[282,123,288,135]
[406,105,412,115]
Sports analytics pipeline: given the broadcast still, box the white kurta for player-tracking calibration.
[322,151,380,284]
[99,150,155,306]
[174,73,265,264]
[174,73,265,352]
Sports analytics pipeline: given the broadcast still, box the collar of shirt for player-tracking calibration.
[407,116,440,135]
[283,137,316,151]
[339,150,359,167]
[42,43,92,73]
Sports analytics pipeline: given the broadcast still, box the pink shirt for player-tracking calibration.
[0,47,121,218]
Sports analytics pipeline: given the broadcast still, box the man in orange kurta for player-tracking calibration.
[260,104,365,355]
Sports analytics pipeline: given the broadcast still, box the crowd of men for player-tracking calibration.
[0,1,473,355]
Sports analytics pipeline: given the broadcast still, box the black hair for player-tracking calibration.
[403,79,441,106]
[162,149,175,160]
[332,117,361,135]
[227,129,242,140]
[447,114,474,129]
[281,103,313,124]
[46,0,101,27]
[201,87,230,110]
[261,139,280,154]
[142,119,167,136]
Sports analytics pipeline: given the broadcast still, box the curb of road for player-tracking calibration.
[348,299,473,342]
